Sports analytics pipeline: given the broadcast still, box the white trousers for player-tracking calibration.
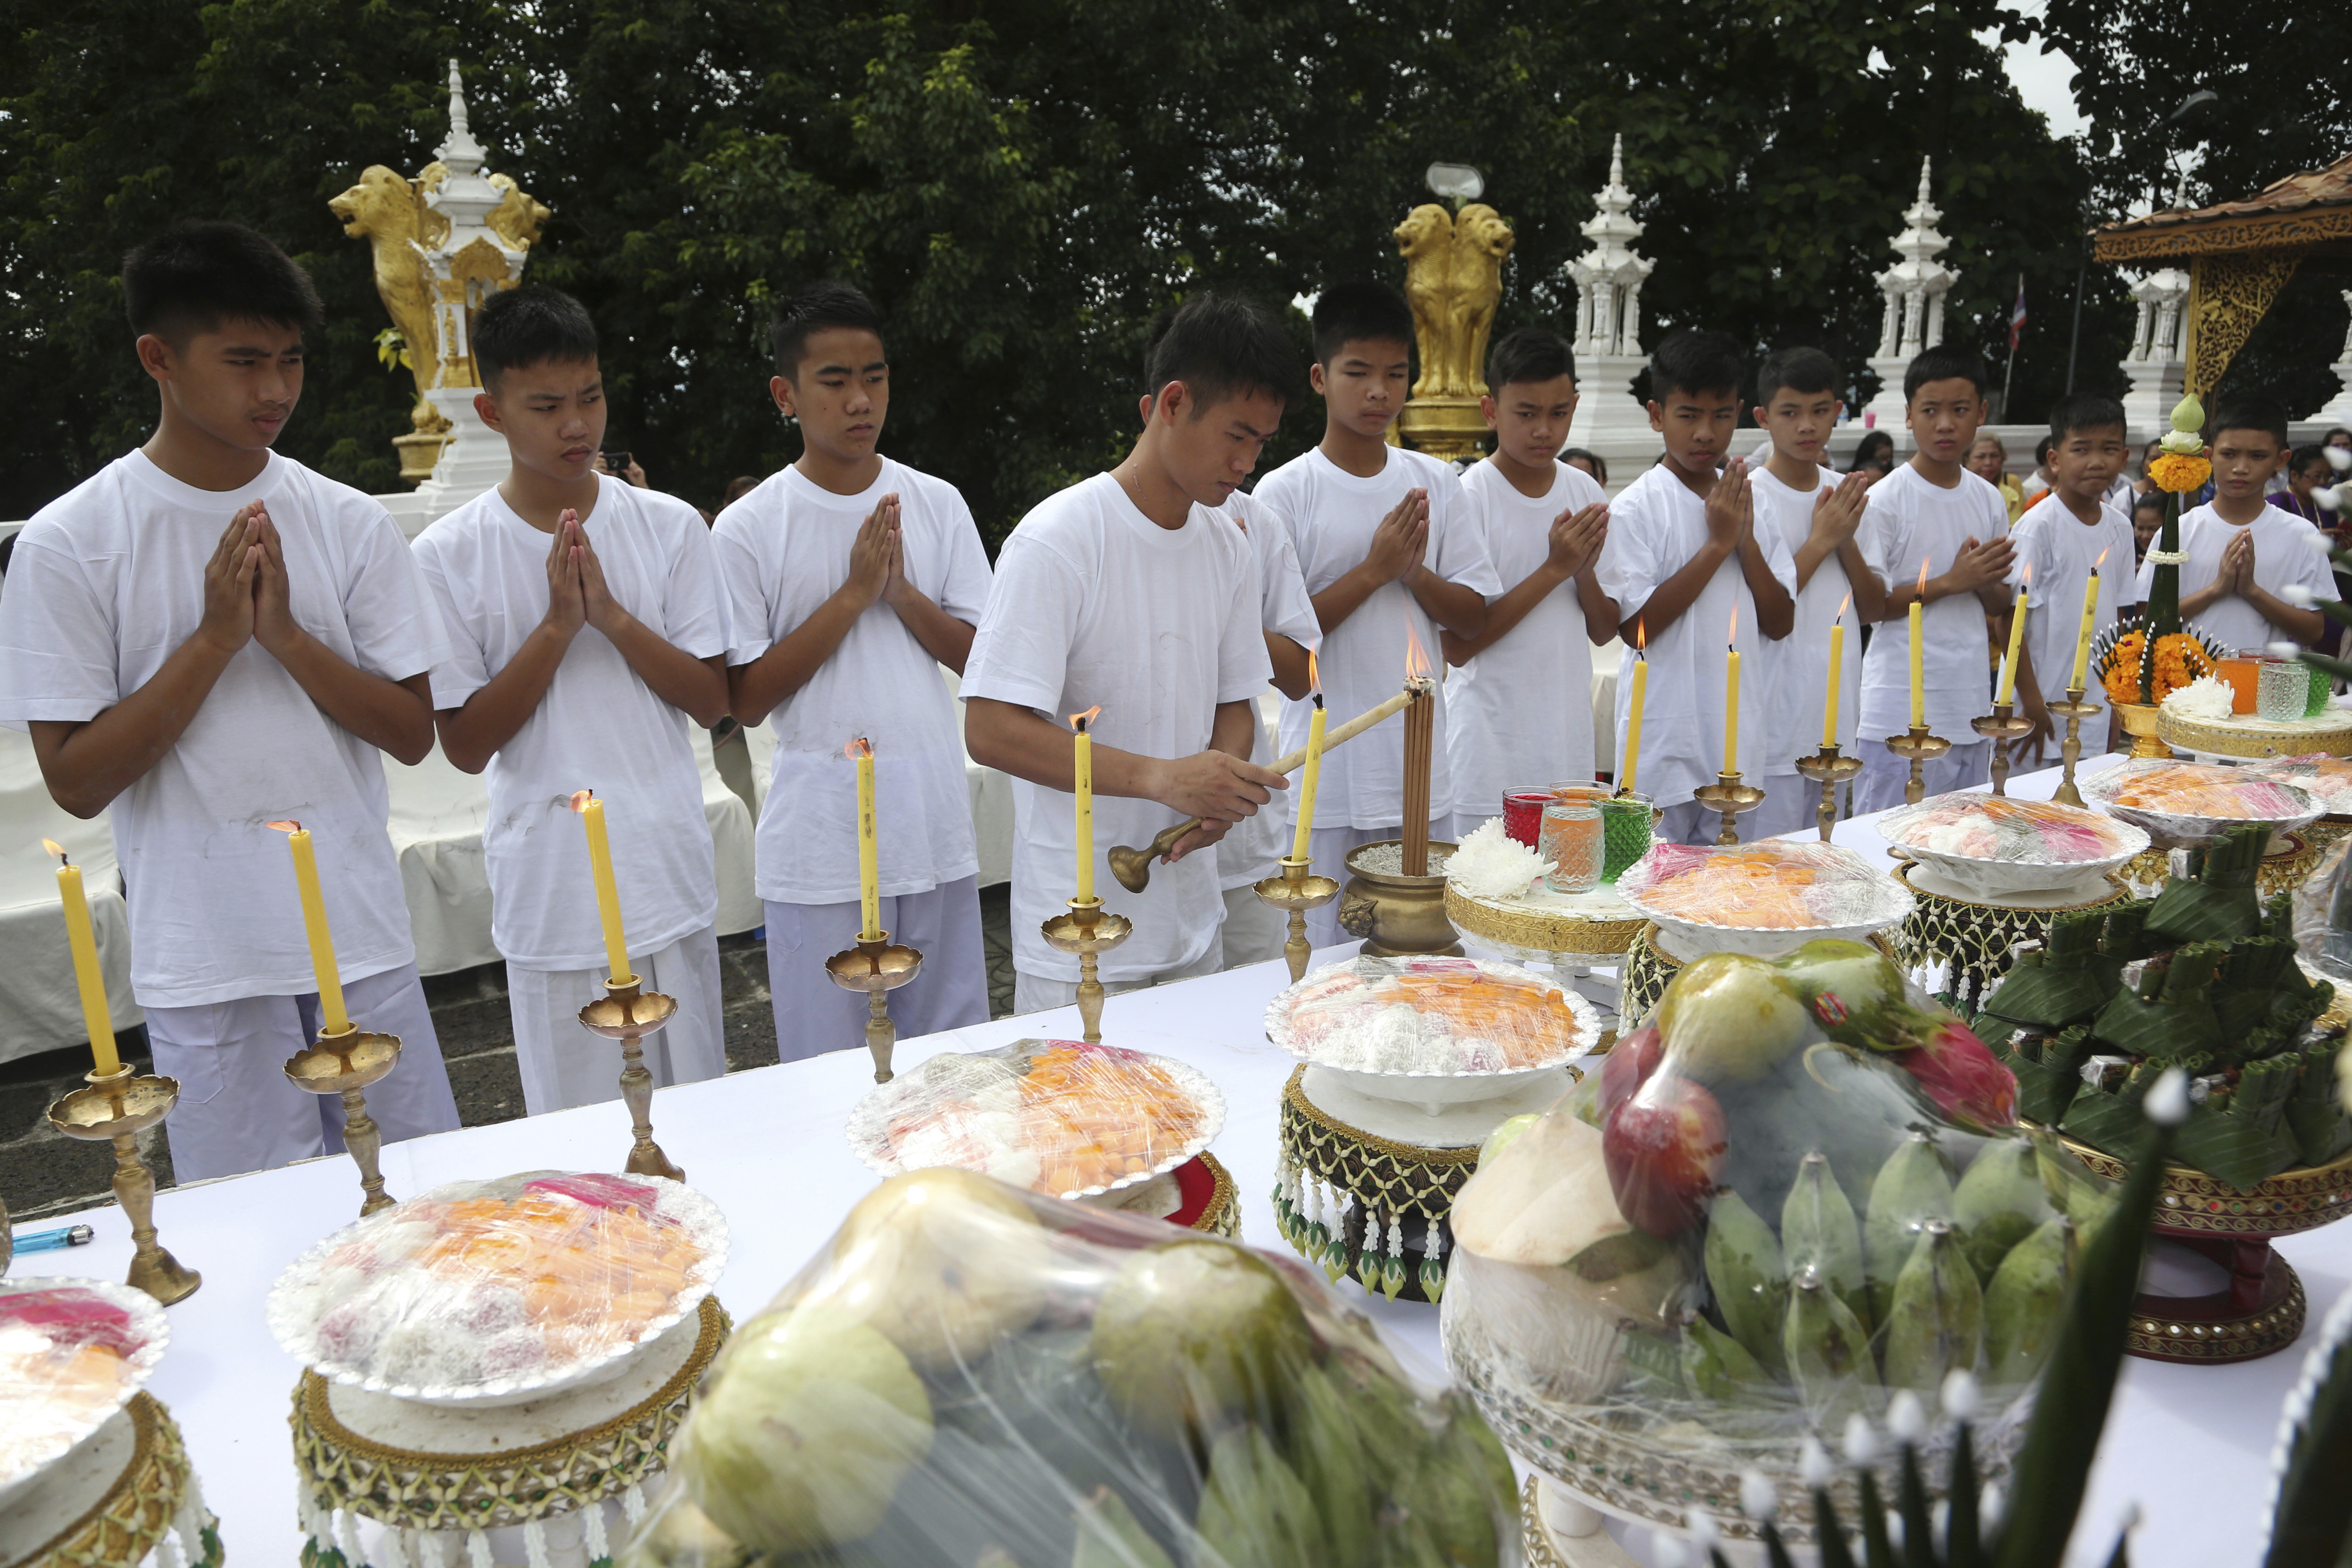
[1854,738,1992,815]
[1298,814,1463,949]
[1654,801,1718,847]
[1013,940,1224,1014]
[763,877,990,1063]
[1748,779,1824,841]
[1220,881,1288,969]
[142,963,461,1182]
[508,926,727,1115]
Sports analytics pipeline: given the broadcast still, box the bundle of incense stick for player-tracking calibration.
[1401,679,1436,875]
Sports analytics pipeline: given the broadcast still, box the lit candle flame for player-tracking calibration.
[2022,563,2034,588]
[1916,559,1931,596]
[1068,706,1101,733]
[1837,592,1852,621]
[42,837,65,864]
[266,819,303,834]
[1402,618,1435,683]
[566,791,594,814]
[1307,649,1322,701]
[1727,603,1739,648]
[2094,547,2109,572]
[843,737,873,762]
[1635,618,1646,655]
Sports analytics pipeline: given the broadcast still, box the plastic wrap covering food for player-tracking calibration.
[1441,939,2112,1509]
[619,1168,1519,1568]
[0,1279,166,1494]
[1265,956,1600,1077]
[1877,792,2148,900]
[2247,754,2352,816]
[2082,759,2320,848]
[1618,841,1913,947]
[848,1041,1223,1201]
[268,1171,725,1401]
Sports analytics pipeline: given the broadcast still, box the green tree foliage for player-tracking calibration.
[0,0,2241,538]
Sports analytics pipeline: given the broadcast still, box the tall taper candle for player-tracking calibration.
[46,841,118,1075]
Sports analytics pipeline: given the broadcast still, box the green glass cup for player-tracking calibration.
[1599,793,1655,882]
[2309,659,2335,718]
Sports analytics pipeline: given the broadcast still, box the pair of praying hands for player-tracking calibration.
[1362,488,1432,584]
[540,510,627,638]
[843,493,916,609]
[1545,500,1609,578]
[197,501,310,660]
[2212,528,2260,596]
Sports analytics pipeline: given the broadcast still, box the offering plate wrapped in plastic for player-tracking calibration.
[1441,936,2115,1547]
[620,1168,1521,1568]
[2081,758,2320,849]
[0,1277,168,1508]
[1877,791,2147,905]
[1617,839,1914,961]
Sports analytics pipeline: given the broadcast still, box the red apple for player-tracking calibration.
[1596,1025,1665,1122]
[1601,1073,1729,1238]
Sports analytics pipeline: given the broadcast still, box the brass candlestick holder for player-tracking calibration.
[2049,685,2104,807]
[45,1067,200,1304]
[1253,854,1339,982]
[1885,724,1953,806]
[284,1026,402,1217]
[1791,743,1864,842]
[1690,769,1766,846]
[1040,895,1132,1044]
[825,931,924,1083]
[577,975,685,1183]
[1971,701,2038,796]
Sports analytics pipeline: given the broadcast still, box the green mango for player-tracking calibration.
[1781,1150,1869,1334]
[1951,1138,2052,1282]
[1865,1132,1956,1329]
[1705,1189,1788,1374]
[1881,1220,1984,1392]
[1195,1425,1327,1568]
[1071,1489,1176,1568]
[1983,1215,2075,1389]
[1284,1367,1374,1566]
[1783,1267,1880,1427]
[1774,938,1915,1049]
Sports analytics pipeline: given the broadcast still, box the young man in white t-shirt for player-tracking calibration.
[2134,398,2331,656]
[1440,328,1613,817]
[718,283,994,1057]
[1592,332,1796,845]
[413,287,733,1112]
[1212,488,1318,967]
[1852,347,2018,813]
[964,295,1291,1010]
[0,222,460,1180]
[2008,394,2140,762]
[1253,283,1499,942]
[1747,348,1877,838]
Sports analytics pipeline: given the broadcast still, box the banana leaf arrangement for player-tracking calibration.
[1975,823,2347,1192]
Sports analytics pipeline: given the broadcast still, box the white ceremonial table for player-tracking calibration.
[6,756,2327,1568]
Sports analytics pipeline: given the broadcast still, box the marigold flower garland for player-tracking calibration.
[2098,628,2218,707]
[2147,452,2212,494]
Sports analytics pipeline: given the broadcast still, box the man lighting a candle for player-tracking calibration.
[0,222,457,1179]
[964,294,1292,1011]
[2004,395,2139,764]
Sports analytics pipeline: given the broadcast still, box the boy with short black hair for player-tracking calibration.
[414,284,733,1112]
[1441,328,1612,811]
[0,221,460,1179]
[1254,282,1497,941]
[1592,330,1796,844]
[2005,393,2140,758]
[1748,347,1877,837]
[2136,397,2331,653]
[964,294,1292,1008]
[1852,345,2016,811]
[717,282,994,1055]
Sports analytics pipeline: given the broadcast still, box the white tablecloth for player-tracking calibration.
[4,759,2313,1568]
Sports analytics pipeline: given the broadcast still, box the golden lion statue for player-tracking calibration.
[1393,201,1516,401]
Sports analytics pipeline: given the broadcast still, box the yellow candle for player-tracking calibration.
[1908,564,1926,730]
[268,820,350,1034]
[1290,690,1327,863]
[2070,565,2104,692]
[1823,614,1845,748]
[1996,573,2030,706]
[1621,645,1648,794]
[1723,605,1741,772]
[46,841,118,1076]
[1072,710,1097,903]
[853,739,880,938]
[568,793,633,982]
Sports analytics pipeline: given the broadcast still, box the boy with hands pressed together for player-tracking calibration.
[2137,398,2332,655]
[717,283,993,1056]
[414,285,733,1113]
[0,222,460,1178]
[2005,395,2140,763]
[1593,331,1795,845]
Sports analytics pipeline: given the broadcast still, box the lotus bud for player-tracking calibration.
[2283,583,2318,608]
[1801,1436,1835,1490]
[1888,1388,1928,1442]
[1740,1468,1777,1522]
[1688,1507,1721,1544]
[2146,1065,2190,1126]
[2328,446,2352,474]
[1941,1367,1983,1421]
[2169,393,2205,434]
[1844,1411,1881,1467]
[1980,1482,2006,1534]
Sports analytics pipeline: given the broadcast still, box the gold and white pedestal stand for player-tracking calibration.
[0,1394,219,1568]
[577,977,685,1183]
[1443,880,1646,1046]
[293,1298,729,1568]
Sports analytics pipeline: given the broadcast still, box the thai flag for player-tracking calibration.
[2008,276,2028,353]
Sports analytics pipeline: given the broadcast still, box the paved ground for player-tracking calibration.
[0,885,1020,1223]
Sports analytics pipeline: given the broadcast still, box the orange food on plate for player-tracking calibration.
[2101,763,2310,818]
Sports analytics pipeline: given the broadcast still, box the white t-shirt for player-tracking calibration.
[1750,466,1863,772]
[0,452,445,1007]
[1254,446,1499,828]
[962,473,1271,983]
[414,476,729,970]
[1856,462,2012,741]
[1592,464,1798,808]
[2133,502,2336,655]
[1443,459,1607,818]
[712,459,992,905]
[1215,494,1320,892]
[2007,493,2141,720]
